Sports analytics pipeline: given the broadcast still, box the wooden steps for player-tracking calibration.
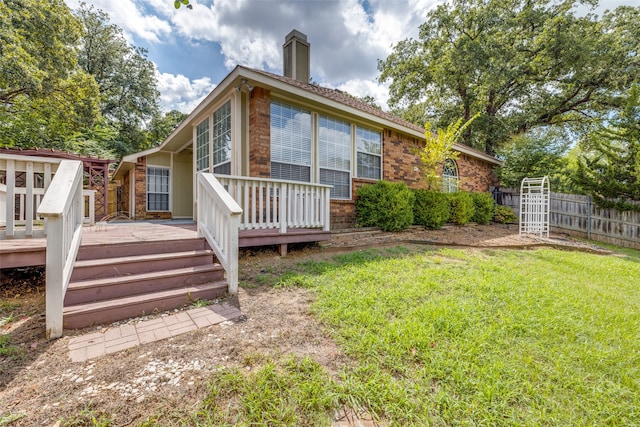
[63,238,228,330]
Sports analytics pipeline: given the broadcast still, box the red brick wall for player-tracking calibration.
[456,154,499,192]
[328,135,498,229]
[132,156,172,220]
[329,178,381,229]
[249,87,271,178]
[382,129,425,189]
[121,172,130,215]
[330,199,356,229]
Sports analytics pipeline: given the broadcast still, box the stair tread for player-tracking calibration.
[63,281,228,315]
[74,249,214,268]
[68,264,223,290]
[76,238,209,260]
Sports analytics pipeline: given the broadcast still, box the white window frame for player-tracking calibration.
[195,118,210,172]
[146,166,171,212]
[270,100,312,183]
[319,114,351,199]
[442,159,459,193]
[212,100,232,174]
[356,126,382,180]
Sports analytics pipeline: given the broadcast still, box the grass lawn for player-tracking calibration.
[178,245,640,427]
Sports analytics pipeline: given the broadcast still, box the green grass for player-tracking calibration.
[60,402,115,426]
[190,356,340,426]
[148,246,640,425]
[0,335,23,360]
[0,302,20,327]
[309,247,640,425]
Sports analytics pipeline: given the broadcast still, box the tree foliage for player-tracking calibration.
[0,0,100,150]
[147,110,188,147]
[419,114,478,190]
[573,83,640,210]
[76,4,160,156]
[379,0,640,155]
[497,128,574,192]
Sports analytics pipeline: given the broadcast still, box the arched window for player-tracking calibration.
[442,159,459,193]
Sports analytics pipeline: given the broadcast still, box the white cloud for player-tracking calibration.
[67,0,441,112]
[66,0,172,43]
[156,72,216,113]
[69,0,638,115]
[333,79,392,111]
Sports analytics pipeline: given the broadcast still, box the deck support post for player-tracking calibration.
[278,243,288,257]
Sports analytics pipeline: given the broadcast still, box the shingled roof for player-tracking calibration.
[248,67,425,134]
[247,67,498,164]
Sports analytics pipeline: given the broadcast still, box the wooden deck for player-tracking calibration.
[0,221,331,268]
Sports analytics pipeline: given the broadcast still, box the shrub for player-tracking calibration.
[447,191,475,225]
[493,205,519,224]
[413,190,450,229]
[356,181,415,232]
[470,192,495,224]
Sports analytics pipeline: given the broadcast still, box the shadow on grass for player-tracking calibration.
[238,243,417,293]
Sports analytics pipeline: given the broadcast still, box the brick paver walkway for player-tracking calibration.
[68,302,242,362]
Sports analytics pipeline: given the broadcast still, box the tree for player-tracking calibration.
[75,4,160,156]
[573,83,640,210]
[147,110,188,147]
[0,0,100,149]
[378,0,640,155]
[173,0,192,9]
[420,114,478,190]
[497,128,574,192]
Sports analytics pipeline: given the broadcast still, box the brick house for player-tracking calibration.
[113,30,500,231]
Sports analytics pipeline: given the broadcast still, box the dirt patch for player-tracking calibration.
[0,225,610,425]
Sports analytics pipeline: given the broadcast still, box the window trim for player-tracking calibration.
[212,100,232,174]
[269,99,312,183]
[195,118,210,173]
[355,126,382,181]
[146,165,171,212]
[442,158,459,193]
[318,114,352,199]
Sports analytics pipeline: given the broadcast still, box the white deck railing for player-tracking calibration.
[1,154,60,238]
[37,160,84,339]
[197,173,243,295]
[0,154,94,239]
[215,175,331,232]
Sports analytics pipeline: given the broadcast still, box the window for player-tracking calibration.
[147,167,170,211]
[212,101,231,174]
[319,115,351,199]
[442,159,459,193]
[195,119,209,172]
[270,100,312,182]
[356,126,381,180]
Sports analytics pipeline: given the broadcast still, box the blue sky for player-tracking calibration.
[64,0,639,114]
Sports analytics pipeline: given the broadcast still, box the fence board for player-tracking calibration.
[492,188,640,250]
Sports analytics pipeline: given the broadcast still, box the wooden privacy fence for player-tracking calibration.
[492,187,640,250]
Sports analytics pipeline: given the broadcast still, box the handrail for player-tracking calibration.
[196,173,243,295]
[215,175,331,232]
[37,160,84,339]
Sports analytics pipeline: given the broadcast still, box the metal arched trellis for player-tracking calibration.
[519,176,550,238]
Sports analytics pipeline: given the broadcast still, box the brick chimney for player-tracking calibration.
[283,30,310,83]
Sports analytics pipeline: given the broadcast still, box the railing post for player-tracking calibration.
[25,162,34,236]
[45,216,64,339]
[38,160,84,339]
[280,183,288,234]
[323,187,331,231]
[6,159,15,237]
[227,213,240,295]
